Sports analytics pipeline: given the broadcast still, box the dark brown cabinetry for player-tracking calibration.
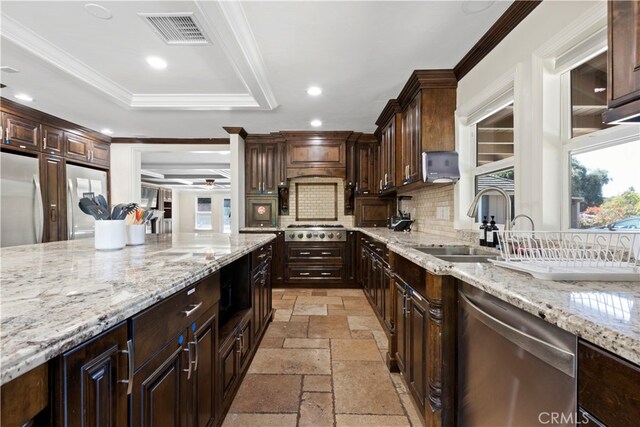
[55,322,129,427]
[251,243,273,340]
[1,112,40,152]
[245,196,278,228]
[218,312,252,414]
[191,306,218,427]
[604,0,640,123]
[42,125,64,155]
[354,195,396,227]
[360,234,393,333]
[396,71,457,190]
[377,106,400,192]
[41,155,65,242]
[355,138,378,195]
[285,241,347,285]
[64,132,110,167]
[245,141,280,195]
[284,131,349,179]
[578,340,640,427]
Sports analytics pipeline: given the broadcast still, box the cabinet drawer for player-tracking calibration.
[131,273,220,369]
[286,266,344,281]
[578,341,640,427]
[287,245,344,263]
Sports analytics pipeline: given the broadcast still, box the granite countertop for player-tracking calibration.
[0,232,275,385]
[239,227,282,232]
[357,228,640,366]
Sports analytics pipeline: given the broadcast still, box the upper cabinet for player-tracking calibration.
[397,70,457,189]
[1,112,40,152]
[355,134,378,195]
[64,132,110,168]
[604,0,640,123]
[245,135,284,195]
[375,101,401,193]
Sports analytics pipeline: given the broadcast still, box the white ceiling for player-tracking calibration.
[0,1,512,138]
[141,149,231,190]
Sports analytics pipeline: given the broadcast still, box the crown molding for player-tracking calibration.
[1,6,277,111]
[223,127,248,139]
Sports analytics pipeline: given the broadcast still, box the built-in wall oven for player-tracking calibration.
[284,224,346,283]
[458,282,577,426]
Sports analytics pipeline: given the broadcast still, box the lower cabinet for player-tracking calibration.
[55,322,129,426]
[191,306,218,427]
[218,312,253,414]
[407,290,428,411]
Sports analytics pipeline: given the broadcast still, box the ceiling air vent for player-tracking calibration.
[139,13,210,45]
[0,66,20,73]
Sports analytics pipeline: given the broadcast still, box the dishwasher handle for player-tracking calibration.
[459,291,575,378]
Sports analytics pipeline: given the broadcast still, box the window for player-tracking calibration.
[561,49,640,229]
[222,198,231,233]
[195,197,212,230]
[471,102,515,224]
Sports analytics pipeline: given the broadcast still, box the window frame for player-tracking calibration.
[194,196,213,231]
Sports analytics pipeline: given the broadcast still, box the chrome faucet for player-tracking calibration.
[511,214,535,233]
[467,187,513,230]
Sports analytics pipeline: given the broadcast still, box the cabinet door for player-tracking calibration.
[132,334,188,427]
[42,125,64,155]
[41,155,65,242]
[219,334,239,413]
[272,231,285,284]
[356,142,377,195]
[91,140,110,167]
[394,281,407,373]
[239,316,253,372]
[260,264,271,331]
[251,268,262,340]
[64,132,92,163]
[2,112,40,151]
[408,290,428,411]
[262,143,279,194]
[402,95,421,184]
[245,196,278,227]
[372,258,383,315]
[607,0,640,110]
[383,120,396,189]
[59,322,129,427]
[191,306,218,427]
[346,231,357,281]
[383,266,394,331]
[245,143,262,194]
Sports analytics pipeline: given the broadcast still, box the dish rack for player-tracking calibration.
[489,231,640,281]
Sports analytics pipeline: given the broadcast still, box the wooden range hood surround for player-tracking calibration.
[282,130,353,180]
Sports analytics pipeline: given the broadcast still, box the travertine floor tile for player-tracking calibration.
[264,321,308,338]
[372,330,389,350]
[222,413,297,427]
[293,303,328,316]
[259,337,285,348]
[229,374,301,413]
[290,315,310,323]
[336,414,410,426]
[347,315,383,331]
[296,295,344,305]
[312,290,328,296]
[342,297,372,310]
[299,392,334,426]
[273,299,296,309]
[308,315,352,338]
[303,375,332,392]
[325,289,366,297]
[283,289,314,296]
[274,308,293,322]
[248,348,331,375]
[401,393,425,426]
[328,308,374,317]
[333,360,404,415]
[350,330,374,339]
[390,373,408,394]
[331,339,382,361]
[283,338,330,349]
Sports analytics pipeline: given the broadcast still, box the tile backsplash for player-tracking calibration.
[279,177,354,228]
[401,185,456,237]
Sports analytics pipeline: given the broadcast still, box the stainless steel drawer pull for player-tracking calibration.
[320,252,332,255]
[321,272,332,276]
[183,302,203,317]
[299,272,310,276]
[118,339,134,395]
[300,252,311,255]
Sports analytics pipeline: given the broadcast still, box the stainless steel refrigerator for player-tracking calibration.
[66,163,108,240]
[1,151,44,247]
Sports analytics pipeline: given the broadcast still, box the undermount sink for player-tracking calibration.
[412,246,500,263]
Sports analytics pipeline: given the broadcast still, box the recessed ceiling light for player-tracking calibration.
[307,86,322,96]
[14,93,33,102]
[310,119,322,127]
[461,1,494,14]
[101,128,113,135]
[84,3,112,20]
[146,56,167,70]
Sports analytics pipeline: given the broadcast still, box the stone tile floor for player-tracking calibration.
[222,288,424,427]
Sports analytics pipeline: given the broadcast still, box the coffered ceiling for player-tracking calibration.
[0,1,512,138]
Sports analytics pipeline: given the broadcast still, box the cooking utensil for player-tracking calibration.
[78,197,110,220]
[96,194,109,213]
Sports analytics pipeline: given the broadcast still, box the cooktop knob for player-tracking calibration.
[327,233,334,239]
[336,232,342,239]
[289,233,295,239]
[319,233,325,239]
[297,233,304,239]
[306,233,312,238]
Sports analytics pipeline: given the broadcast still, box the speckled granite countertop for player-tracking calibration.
[239,227,281,232]
[0,233,274,385]
[357,228,640,365]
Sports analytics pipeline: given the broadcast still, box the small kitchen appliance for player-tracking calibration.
[388,196,414,232]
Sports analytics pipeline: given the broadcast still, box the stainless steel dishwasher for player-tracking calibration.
[458,283,577,426]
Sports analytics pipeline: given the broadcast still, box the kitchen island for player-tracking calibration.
[0,232,275,425]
